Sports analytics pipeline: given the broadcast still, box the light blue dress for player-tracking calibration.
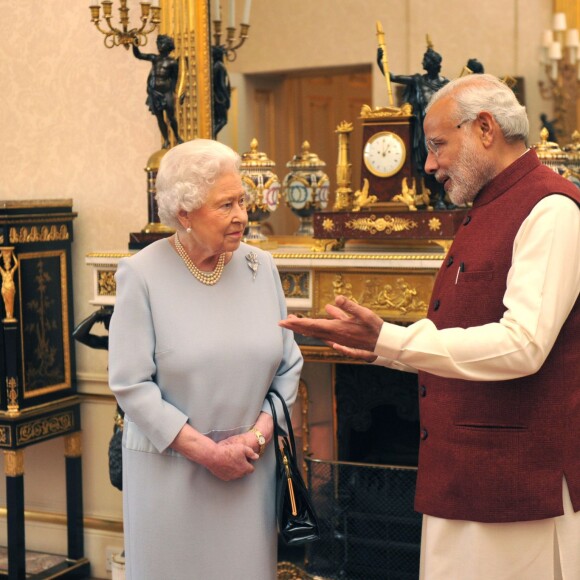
[108,239,303,580]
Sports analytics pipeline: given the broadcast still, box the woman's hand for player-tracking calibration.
[170,424,258,481]
[220,412,275,456]
[205,443,258,481]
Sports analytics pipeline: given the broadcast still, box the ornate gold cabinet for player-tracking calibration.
[0,200,89,579]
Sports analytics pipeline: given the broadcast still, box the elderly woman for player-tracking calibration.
[108,139,303,579]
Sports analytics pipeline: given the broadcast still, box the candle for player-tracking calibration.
[228,0,235,27]
[213,0,221,21]
[566,28,579,47]
[542,29,554,47]
[553,12,567,32]
[242,0,252,25]
[549,41,562,60]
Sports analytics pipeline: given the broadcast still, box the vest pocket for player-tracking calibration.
[454,422,527,431]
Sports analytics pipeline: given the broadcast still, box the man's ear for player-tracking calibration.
[476,111,496,147]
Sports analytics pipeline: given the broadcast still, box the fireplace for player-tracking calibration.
[304,365,422,579]
[335,365,420,467]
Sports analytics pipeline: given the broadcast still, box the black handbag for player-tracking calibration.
[108,406,124,491]
[266,391,320,546]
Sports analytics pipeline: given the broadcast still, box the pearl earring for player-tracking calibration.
[186,227,192,234]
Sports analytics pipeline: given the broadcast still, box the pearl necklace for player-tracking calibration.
[174,233,225,286]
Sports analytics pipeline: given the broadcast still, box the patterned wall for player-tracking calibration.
[0,0,161,377]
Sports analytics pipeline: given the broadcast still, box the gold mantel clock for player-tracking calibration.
[359,105,415,203]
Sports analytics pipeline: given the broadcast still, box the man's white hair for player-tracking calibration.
[426,73,529,142]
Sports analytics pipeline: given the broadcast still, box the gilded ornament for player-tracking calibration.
[352,178,378,211]
[6,377,19,414]
[98,271,117,296]
[428,217,442,231]
[9,225,69,244]
[0,426,10,447]
[322,218,335,232]
[345,214,418,235]
[64,432,82,458]
[17,412,74,445]
[4,451,24,477]
[0,248,18,322]
[280,272,309,299]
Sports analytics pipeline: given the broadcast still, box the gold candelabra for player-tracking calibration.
[539,11,580,140]
[212,0,252,61]
[89,0,161,50]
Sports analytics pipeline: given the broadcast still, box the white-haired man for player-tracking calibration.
[280,74,580,578]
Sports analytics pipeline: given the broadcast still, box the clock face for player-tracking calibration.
[363,131,406,177]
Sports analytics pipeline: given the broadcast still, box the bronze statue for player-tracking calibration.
[133,34,184,149]
[211,45,232,137]
[72,306,112,350]
[378,43,450,208]
[466,58,485,74]
[540,113,559,143]
[0,248,18,322]
[73,306,124,491]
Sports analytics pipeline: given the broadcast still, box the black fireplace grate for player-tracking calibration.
[305,458,421,580]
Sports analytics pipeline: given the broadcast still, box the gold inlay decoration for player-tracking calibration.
[316,272,431,320]
[280,272,310,299]
[428,217,442,231]
[322,218,335,232]
[0,426,11,447]
[345,214,419,235]
[64,432,82,458]
[160,0,213,140]
[7,377,19,414]
[0,235,3,244]
[359,102,413,119]
[21,250,71,398]
[9,225,69,244]
[272,252,442,261]
[17,411,74,446]
[4,450,24,477]
[352,179,378,212]
[98,270,117,296]
[297,380,311,480]
[277,561,319,580]
[86,252,132,259]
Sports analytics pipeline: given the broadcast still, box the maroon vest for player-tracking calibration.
[415,150,580,523]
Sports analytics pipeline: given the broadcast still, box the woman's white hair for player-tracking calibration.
[156,138,241,230]
[426,73,529,142]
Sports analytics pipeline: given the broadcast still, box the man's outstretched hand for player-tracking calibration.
[279,295,383,361]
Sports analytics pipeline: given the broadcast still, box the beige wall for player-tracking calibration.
[0,1,555,577]
[227,0,552,148]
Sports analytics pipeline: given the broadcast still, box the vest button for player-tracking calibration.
[420,429,429,440]
[420,385,427,397]
[433,299,440,311]
[463,215,472,225]
[447,255,454,267]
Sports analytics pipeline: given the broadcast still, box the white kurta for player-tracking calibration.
[108,240,303,580]
[372,194,580,579]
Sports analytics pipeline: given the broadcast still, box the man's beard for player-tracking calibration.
[436,138,497,206]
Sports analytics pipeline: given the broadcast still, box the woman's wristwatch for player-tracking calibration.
[250,427,266,457]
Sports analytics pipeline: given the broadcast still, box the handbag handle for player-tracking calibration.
[266,391,297,459]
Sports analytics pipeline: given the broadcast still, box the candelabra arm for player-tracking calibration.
[228,23,250,52]
[212,20,223,48]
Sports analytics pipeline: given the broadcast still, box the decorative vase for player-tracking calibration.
[283,141,330,236]
[240,138,280,242]
[532,127,568,174]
